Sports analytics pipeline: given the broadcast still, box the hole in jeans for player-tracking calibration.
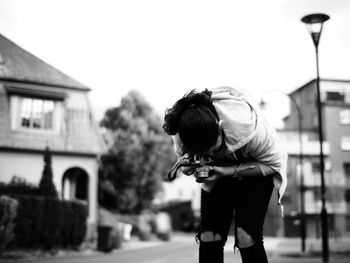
[237,227,255,248]
[200,231,222,242]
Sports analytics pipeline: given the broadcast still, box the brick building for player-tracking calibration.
[280,79,350,238]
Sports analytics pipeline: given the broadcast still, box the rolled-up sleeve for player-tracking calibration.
[241,115,288,205]
[241,116,287,180]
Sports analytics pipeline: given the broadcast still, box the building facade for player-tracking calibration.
[0,34,104,240]
[281,79,350,238]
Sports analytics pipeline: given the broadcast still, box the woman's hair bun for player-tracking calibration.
[184,89,212,108]
[163,89,215,135]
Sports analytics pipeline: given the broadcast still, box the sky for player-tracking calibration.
[0,0,350,128]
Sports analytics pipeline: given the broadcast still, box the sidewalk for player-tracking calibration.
[263,236,350,255]
[227,235,350,262]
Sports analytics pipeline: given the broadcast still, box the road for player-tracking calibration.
[2,236,349,263]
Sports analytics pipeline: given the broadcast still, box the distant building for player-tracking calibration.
[280,79,350,238]
[0,34,104,240]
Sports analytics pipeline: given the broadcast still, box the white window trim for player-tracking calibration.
[10,95,63,134]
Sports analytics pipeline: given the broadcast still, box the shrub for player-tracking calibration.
[0,176,39,197]
[38,147,58,198]
[0,195,18,252]
[63,199,88,248]
[12,196,87,250]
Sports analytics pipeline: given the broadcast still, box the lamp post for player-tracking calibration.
[259,92,306,252]
[301,13,330,263]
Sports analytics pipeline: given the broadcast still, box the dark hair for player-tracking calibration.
[163,89,219,154]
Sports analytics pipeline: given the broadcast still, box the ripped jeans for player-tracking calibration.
[198,175,274,263]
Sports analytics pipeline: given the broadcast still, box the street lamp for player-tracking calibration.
[259,92,306,252]
[301,13,330,263]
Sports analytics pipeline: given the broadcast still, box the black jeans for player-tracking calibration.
[198,175,274,263]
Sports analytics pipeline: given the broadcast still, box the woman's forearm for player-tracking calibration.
[233,162,263,177]
[213,162,263,178]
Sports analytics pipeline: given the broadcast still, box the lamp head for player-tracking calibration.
[301,13,330,48]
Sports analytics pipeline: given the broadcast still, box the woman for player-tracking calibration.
[163,87,287,263]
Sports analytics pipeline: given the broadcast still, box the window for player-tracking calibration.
[313,189,321,201]
[344,163,350,177]
[339,109,350,125]
[326,91,344,102]
[332,190,343,203]
[19,97,55,130]
[341,136,350,151]
[345,189,350,203]
[322,160,331,172]
[345,92,350,104]
[311,162,320,173]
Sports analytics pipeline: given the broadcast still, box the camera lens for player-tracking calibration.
[195,166,210,178]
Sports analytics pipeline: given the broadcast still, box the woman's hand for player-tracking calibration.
[195,166,232,183]
[210,166,234,177]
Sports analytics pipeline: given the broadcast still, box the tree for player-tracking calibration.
[99,90,176,214]
[38,146,58,198]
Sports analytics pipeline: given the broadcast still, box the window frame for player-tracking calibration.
[10,94,64,134]
[19,97,55,131]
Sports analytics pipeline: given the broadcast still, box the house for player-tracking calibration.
[0,34,104,240]
[280,79,350,238]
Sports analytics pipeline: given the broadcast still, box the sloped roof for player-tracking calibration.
[0,33,89,90]
[289,78,350,95]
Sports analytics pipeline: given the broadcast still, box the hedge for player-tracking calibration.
[0,195,18,251]
[0,177,40,197]
[11,196,87,250]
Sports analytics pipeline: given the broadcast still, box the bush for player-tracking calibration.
[62,201,88,248]
[0,176,39,197]
[12,196,87,250]
[0,195,18,252]
[38,147,58,199]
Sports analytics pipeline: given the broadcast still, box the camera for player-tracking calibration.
[189,155,213,179]
[167,154,215,181]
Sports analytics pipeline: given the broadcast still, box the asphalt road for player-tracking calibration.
[2,238,349,263]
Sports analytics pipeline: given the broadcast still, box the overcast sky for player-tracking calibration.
[0,0,349,127]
